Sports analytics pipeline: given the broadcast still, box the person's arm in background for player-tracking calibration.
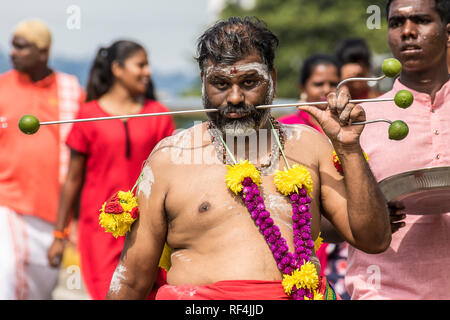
[47,149,86,267]
[320,205,406,244]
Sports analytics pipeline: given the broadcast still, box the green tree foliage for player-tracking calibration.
[220,0,390,98]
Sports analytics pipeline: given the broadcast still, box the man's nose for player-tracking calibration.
[227,84,244,105]
[401,19,418,40]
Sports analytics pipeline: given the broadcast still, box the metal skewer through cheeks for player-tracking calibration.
[18,58,412,139]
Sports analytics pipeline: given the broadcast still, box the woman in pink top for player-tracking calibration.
[278,53,340,132]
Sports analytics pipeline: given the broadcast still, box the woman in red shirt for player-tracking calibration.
[47,40,175,299]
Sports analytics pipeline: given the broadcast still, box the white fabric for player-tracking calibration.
[0,206,59,299]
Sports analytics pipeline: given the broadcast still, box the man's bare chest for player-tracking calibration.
[163,164,319,237]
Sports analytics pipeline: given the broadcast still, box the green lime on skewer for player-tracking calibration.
[382,58,402,78]
[388,120,409,140]
[19,115,40,135]
[394,90,414,109]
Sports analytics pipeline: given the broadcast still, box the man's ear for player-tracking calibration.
[38,47,50,65]
[271,67,277,98]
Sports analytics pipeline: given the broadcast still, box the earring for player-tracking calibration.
[300,92,308,102]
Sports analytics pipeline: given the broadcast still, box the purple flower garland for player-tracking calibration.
[241,177,315,300]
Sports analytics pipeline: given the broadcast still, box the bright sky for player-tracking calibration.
[0,0,228,74]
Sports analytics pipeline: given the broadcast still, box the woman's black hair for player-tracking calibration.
[86,40,157,101]
[335,38,372,69]
[299,53,340,87]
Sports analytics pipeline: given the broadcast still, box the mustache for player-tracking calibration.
[219,102,258,118]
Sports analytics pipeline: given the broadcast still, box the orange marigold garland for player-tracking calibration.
[99,190,139,238]
[99,170,144,238]
[97,169,174,271]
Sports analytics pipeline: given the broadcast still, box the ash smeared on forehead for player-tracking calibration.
[397,6,413,13]
[202,61,275,104]
[205,62,270,80]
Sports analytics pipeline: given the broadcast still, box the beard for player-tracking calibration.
[203,89,273,137]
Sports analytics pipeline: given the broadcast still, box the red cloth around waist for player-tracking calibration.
[155,276,337,300]
[156,280,289,300]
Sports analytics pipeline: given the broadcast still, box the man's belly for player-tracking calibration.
[165,246,321,286]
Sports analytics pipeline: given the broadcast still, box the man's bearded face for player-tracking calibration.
[202,53,275,136]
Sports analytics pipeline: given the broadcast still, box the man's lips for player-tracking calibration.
[400,44,422,54]
[226,112,250,119]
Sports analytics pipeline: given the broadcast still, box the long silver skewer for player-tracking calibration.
[39,97,394,126]
[336,75,386,91]
[352,118,393,126]
[40,109,220,125]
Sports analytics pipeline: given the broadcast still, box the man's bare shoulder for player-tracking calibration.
[281,123,328,144]
[281,123,333,165]
[148,122,205,158]
[135,126,202,200]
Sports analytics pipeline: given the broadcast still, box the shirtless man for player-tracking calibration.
[106,17,391,300]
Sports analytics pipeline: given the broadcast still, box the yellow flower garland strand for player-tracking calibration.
[224,120,321,299]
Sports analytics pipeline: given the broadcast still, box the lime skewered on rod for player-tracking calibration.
[19,58,412,140]
[18,115,40,135]
[382,58,402,78]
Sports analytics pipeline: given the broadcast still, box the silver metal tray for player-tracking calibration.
[378,166,450,215]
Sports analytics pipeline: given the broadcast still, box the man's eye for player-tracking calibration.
[389,19,403,28]
[214,81,228,89]
[242,80,257,87]
[413,17,430,24]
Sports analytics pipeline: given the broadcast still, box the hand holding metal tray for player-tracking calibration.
[379,166,450,215]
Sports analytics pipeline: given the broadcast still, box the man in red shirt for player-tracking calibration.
[0,19,84,299]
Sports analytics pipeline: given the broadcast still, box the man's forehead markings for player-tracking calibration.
[205,62,271,82]
[398,6,413,13]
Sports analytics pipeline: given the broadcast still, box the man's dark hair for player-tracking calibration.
[386,0,450,24]
[335,38,372,69]
[195,16,279,72]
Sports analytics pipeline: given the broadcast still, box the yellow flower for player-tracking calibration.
[313,290,324,300]
[304,290,324,300]
[274,164,313,196]
[98,190,139,238]
[333,150,369,165]
[117,190,138,212]
[225,159,261,194]
[282,261,319,295]
[99,208,135,238]
[314,232,323,252]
